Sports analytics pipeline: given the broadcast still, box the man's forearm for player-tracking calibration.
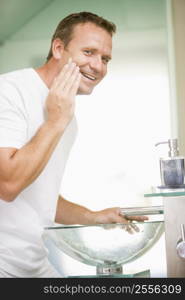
[55,195,94,225]
[1,120,65,201]
[55,196,149,225]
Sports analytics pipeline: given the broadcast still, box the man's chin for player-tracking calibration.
[77,87,94,95]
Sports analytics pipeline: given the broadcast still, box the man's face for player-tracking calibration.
[61,22,113,95]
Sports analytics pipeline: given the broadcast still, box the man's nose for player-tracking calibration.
[89,56,103,73]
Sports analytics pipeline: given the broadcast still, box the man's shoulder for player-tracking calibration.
[0,68,35,107]
[0,68,33,84]
[0,68,37,99]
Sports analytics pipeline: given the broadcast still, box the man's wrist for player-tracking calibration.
[84,210,97,225]
[45,119,67,134]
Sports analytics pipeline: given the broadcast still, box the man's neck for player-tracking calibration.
[35,59,60,89]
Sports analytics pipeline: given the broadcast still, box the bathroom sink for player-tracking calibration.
[44,217,164,276]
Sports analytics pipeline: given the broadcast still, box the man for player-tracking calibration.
[0,12,147,277]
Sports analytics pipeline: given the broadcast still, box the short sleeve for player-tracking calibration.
[0,80,28,149]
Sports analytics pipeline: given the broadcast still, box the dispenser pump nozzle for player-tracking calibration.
[155,138,179,157]
[168,139,179,157]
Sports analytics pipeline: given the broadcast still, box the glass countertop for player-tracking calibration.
[144,189,185,198]
[45,220,162,230]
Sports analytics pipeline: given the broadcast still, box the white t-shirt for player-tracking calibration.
[0,68,77,277]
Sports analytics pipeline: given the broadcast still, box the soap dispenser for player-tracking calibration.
[155,138,185,188]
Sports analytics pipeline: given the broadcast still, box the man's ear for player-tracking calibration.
[52,38,65,60]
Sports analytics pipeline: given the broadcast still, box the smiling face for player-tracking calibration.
[60,22,113,95]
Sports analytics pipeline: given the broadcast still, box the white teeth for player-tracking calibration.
[81,72,96,81]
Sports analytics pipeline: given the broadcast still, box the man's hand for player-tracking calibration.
[89,207,148,224]
[46,58,81,130]
[89,207,149,234]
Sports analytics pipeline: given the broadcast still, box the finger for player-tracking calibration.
[52,62,71,89]
[102,224,116,230]
[58,62,77,90]
[124,224,135,234]
[55,61,77,90]
[69,72,82,96]
[126,215,148,222]
[130,223,140,232]
[64,66,80,93]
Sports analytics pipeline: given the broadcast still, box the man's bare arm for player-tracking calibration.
[0,122,65,201]
[55,195,94,225]
[55,195,148,225]
[0,61,81,202]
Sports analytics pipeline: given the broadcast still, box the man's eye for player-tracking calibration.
[84,50,92,55]
[102,57,109,64]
